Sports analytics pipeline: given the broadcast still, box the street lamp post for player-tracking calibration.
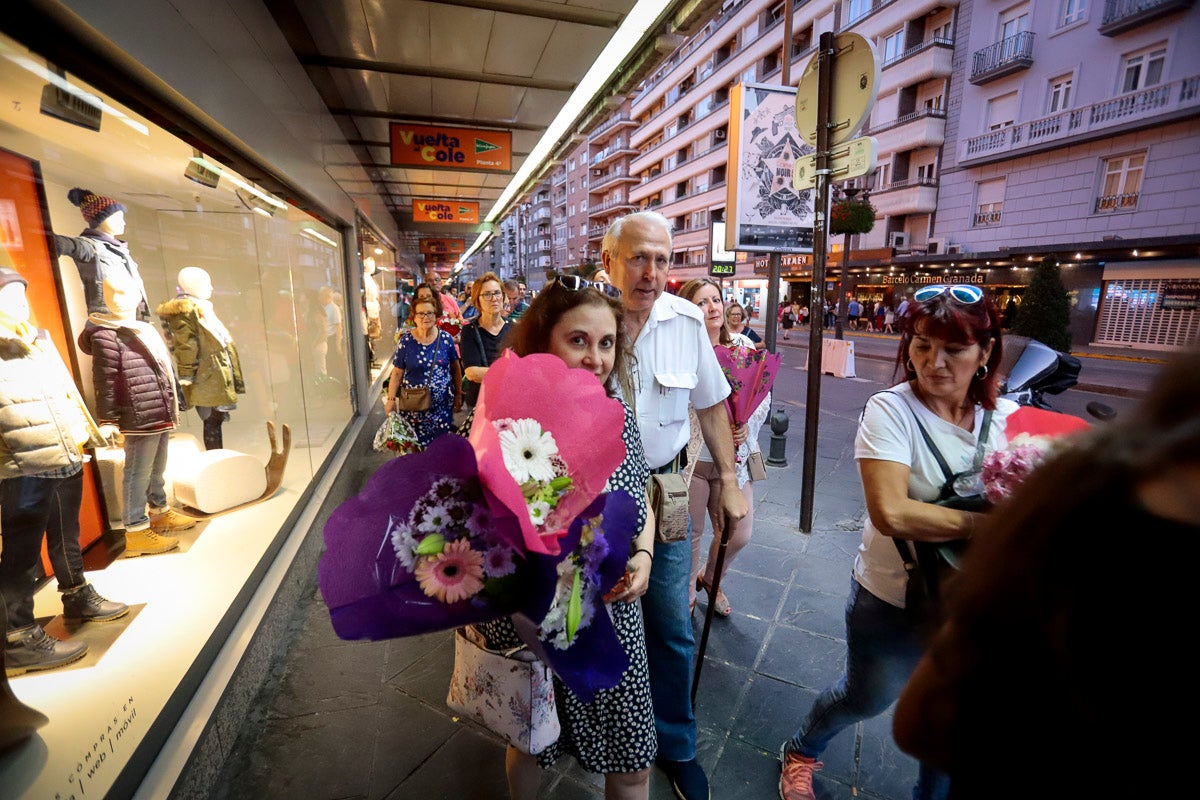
[834,186,860,341]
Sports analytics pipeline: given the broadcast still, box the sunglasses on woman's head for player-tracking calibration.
[914,284,984,304]
[553,274,622,299]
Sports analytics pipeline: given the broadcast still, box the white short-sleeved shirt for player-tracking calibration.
[852,382,1017,608]
[324,302,342,336]
[628,292,731,469]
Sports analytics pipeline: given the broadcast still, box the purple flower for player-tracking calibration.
[483,545,517,578]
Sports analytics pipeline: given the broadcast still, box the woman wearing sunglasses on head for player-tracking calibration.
[471,273,657,800]
[779,284,1015,800]
[384,297,462,447]
[458,272,511,409]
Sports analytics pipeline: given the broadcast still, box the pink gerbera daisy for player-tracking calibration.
[414,539,485,603]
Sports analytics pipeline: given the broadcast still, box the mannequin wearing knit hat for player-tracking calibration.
[78,275,196,556]
[1,269,129,678]
[156,267,245,450]
[52,187,150,318]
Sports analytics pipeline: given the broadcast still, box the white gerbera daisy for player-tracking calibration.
[498,418,559,484]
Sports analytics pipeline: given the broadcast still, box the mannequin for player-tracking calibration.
[363,258,382,368]
[0,268,127,676]
[52,187,150,319]
[78,275,196,556]
[1,594,49,751]
[156,267,245,450]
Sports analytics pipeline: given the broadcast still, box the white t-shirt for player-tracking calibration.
[324,302,342,336]
[852,382,1017,608]
[629,292,731,469]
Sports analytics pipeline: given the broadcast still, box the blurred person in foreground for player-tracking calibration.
[780,284,1014,800]
[602,210,746,800]
[678,279,769,617]
[893,348,1200,800]
[475,276,658,800]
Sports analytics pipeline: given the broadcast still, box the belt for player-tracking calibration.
[650,448,688,475]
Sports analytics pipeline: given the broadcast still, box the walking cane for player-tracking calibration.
[691,511,733,704]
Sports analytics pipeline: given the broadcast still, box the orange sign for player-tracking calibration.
[412,199,480,224]
[390,123,512,172]
[419,238,466,255]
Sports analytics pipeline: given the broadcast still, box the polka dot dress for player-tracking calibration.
[474,400,657,774]
[393,329,458,446]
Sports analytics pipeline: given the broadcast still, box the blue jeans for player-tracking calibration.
[0,470,86,630]
[787,577,949,800]
[641,513,697,761]
[123,432,170,530]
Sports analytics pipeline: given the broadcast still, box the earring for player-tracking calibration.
[975,365,989,380]
[906,358,916,373]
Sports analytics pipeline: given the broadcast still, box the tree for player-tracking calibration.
[1013,256,1072,351]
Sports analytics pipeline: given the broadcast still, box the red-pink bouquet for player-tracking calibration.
[714,344,781,427]
[469,351,627,557]
[981,408,1089,503]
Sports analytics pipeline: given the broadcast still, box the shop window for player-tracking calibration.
[1094,152,1145,213]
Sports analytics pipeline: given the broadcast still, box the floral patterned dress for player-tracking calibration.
[392,329,458,447]
[474,400,656,774]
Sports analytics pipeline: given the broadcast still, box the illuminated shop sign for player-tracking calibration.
[412,199,480,224]
[390,123,512,172]
[882,273,985,285]
[419,238,466,255]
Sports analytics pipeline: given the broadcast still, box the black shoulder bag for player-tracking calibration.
[889,399,993,636]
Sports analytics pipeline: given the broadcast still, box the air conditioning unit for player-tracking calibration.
[592,168,603,177]
[927,237,947,254]
[888,231,909,249]
[946,244,964,255]
[714,129,727,140]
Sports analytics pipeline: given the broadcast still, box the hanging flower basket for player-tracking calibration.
[830,198,877,235]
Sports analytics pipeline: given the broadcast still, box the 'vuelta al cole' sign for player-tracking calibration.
[390,123,512,172]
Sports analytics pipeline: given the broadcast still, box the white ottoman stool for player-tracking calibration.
[171,449,267,514]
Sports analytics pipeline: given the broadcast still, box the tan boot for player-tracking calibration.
[124,529,180,557]
[148,508,197,532]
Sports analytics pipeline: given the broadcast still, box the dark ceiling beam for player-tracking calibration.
[299,56,575,92]
[430,0,622,28]
[328,109,547,132]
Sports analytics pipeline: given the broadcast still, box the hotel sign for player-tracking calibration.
[390,123,512,172]
[412,199,480,224]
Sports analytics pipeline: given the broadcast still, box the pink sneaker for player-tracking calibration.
[779,745,823,800]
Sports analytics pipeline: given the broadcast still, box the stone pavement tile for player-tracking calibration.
[701,571,789,623]
[231,704,381,799]
[385,630,455,705]
[553,756,606,795]
[779,583,847,639]
[294,594,347,652]
[384,629,449,678]
[792,554,856,597]
[709,736,786,799]
[757,625,844,692]
[388,727,509,799]
[543,772,603,799]
[801,527,862,564]
[370,686,467,799]
[748,522,810,552]
[267,638,386,719]
[726,542,804,583]
[856,710,920,800]
[693,660,751,733]
[692,608,771,671]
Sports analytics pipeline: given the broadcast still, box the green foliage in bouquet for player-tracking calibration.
[829,198,877,236]
[1013,257,1072,351]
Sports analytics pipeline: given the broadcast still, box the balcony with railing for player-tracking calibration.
[589,165,640,193]
[588,195,638,216]
[879,38,953,93]
[871,176,939,216]
[972,208,1003,227]
[591,138,639,168]
[1094,191,1141,213]
[866,107,947,153]
[588,113,639,143]
[961,73,1200,164]
[969,31,1036,85]
[1099,0,1195,36]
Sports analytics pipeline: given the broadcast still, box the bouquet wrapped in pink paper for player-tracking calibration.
[982,408,1088,504]
[715,344,781,428]
[470,351,627,557]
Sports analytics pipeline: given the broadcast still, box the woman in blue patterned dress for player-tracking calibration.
[384,298,461,447]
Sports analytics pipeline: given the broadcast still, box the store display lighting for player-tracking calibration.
[301,227,338,248]
[190,156,287,210]
[1132,249,1139,257]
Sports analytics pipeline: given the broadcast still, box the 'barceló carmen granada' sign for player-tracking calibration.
[412,199,480,224]
[390,123,512,172]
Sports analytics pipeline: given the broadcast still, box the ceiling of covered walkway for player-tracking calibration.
[266,0,725,262]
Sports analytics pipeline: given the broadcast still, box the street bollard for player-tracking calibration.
[766,407,789,467]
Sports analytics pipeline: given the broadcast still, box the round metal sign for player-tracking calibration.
[794,32,880,148]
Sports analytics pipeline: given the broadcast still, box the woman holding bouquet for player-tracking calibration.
[472,275,657,800]
[679,279,769,617]
[384,298,462,447]
[780,285,1014,800]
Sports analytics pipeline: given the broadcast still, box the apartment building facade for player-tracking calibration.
[928,0,1199,349]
